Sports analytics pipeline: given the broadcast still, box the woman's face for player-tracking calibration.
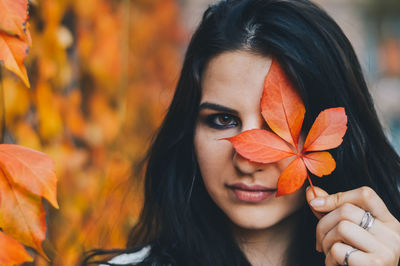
[194,51,305,230]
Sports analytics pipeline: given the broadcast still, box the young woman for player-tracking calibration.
[85,0,400,265]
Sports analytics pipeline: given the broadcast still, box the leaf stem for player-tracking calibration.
[306,171,317,198]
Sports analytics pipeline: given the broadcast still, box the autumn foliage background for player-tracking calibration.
[1,0,399,264]
[3,0,184,264]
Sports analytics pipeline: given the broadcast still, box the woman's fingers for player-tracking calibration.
[325,242,370,266]
[308,186,393,223]
[306,186,400,265]
[325,238,398,266]
[321,220,399,265]
[321,220,381,254]
[305,186,329,220]
[315,203,363,252]
[315,202,399,252]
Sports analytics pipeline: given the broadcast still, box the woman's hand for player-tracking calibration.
[306,186,400,266]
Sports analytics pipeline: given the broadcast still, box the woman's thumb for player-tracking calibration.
[306,186,329,220]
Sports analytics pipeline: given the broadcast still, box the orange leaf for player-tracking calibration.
[0,144,58,208]
[276,157,307,196]
[222,129,294,163]
[302,152,336,177]
[0,231,33,265]
[303,107,347,152]
[226,59,348,197]
[0,0,29,37]
[0,31,30,87]
[0,169,47,259]
[261,59,305,149]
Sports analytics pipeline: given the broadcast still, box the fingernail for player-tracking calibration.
[310,197,325,207]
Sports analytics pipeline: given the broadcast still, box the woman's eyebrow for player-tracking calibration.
[198,102,238,115]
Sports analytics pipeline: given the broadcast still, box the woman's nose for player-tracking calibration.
[232,114,270,175]
[233,151,264,175]
[242,114,269,132]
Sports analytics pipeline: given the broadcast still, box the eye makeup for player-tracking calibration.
[204,113,240,129]
[198,102,241,130]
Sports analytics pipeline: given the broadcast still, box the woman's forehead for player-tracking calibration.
[201,51,272,111]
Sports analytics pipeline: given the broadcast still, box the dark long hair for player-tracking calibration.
[84,0,400,265]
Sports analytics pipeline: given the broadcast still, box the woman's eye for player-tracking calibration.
[206,114,239,129]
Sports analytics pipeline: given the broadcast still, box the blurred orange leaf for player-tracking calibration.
[3,76,30,121]
[0,0,30,87]
[0,231,33,265]
[0,32,30,87]
[36,82,64,140]
[0,0,28,37]
[0,144,58,208]
[0,144,58,260]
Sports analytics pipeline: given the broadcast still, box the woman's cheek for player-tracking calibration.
[195,125,229,156]
[194,128,234,184]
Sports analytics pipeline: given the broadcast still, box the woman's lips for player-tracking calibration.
[227,183,276,203]
[232,189,275,202]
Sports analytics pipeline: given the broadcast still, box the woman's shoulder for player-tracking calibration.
[101,245,151,265]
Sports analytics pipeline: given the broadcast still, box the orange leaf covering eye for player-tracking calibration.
[261,59,305,150]
[223,58,348,197]
[222,129,295,164]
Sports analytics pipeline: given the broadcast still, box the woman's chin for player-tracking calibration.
[223,203,303,232]
[233,220,277,230]
[225,209,284,231]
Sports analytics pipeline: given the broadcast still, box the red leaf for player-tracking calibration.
[0,144,58,208]
[302,152,336,177]
[303,107,347,152]
[261,59,305,149]
[0,231,33,265]
[0,0,29,37]
[276,157,307,196]
[221,129,294,164]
